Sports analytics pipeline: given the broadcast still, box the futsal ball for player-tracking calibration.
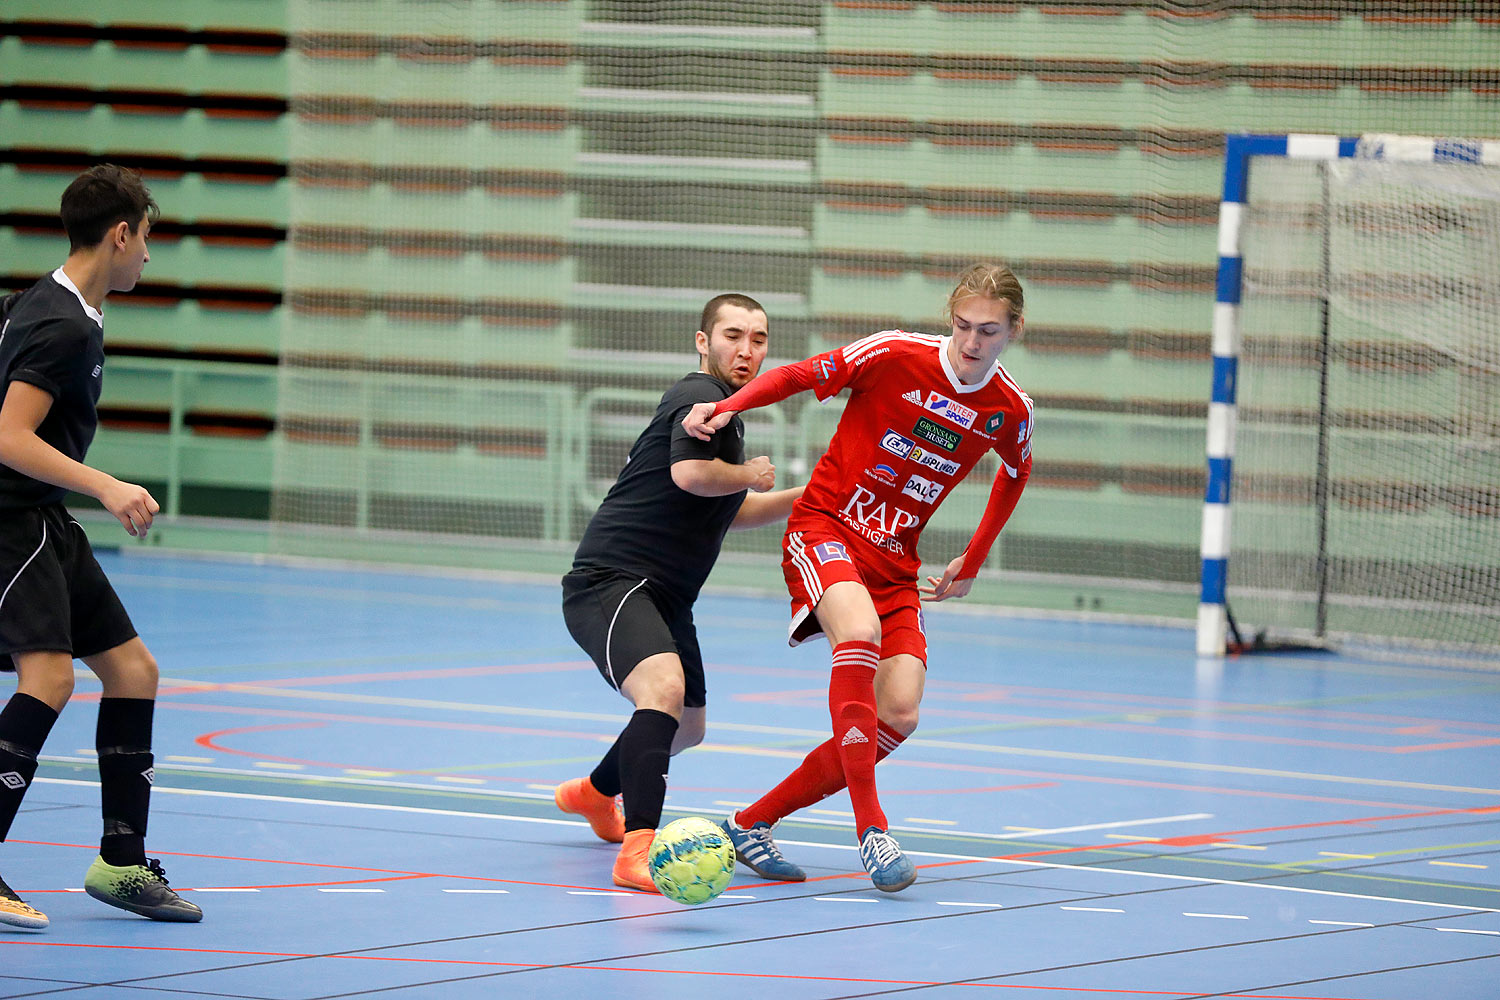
[648,817,736,905]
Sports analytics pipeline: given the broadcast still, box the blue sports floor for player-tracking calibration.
[3,551,1498,999]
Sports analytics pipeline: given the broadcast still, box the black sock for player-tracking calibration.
[589,734,623,798]
[617,708,678,834]
[96,698,154,867]
[0,693,59,842]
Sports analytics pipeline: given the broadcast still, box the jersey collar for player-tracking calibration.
[938,335,997,393]
[51,267,104,329]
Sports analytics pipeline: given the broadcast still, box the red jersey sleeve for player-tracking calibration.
[711,358,818,416]
[956,454,1031,581]
[956,400,1034,580]
[711,336,877,416]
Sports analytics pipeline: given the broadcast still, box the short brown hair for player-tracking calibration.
[944,263,1024,325]
[60,164,159,251]
[699,293,766,336]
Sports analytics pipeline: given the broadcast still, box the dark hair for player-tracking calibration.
[59,164,159,251]
[699,293,766,336]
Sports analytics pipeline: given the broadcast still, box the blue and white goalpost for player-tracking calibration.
[1196,132,1500,657]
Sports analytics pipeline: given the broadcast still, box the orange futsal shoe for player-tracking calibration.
[554,777,625,843]
[612,829,658,892]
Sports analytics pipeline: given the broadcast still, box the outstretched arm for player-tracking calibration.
[671,455,776,496]
[919,461,1029,602]
[730,484,805,530]
[683,360,819,440]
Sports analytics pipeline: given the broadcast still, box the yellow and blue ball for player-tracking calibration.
[648,817,736,905]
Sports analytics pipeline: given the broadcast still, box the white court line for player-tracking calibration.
[1309,920,1373,927]
[1062,906,1124,913]
[442,889,510,894]
[814,897,880,903]
[136,678,1500,796]
[33,759,1211,844]
[31,779,1499,914]
[568,890,634,897]
[191,888,260,893]
[1185,912,1249,920]
[937,901,1004,908]
[1434,927,1500,936]
[716,894,757,900]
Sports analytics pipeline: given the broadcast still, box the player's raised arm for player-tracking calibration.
[682,359,820,440]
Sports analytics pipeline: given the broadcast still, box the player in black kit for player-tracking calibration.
[555,294,802,891]
[0,165,201,929]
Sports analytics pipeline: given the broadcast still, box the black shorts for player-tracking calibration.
[561,566,706,708]
[0,504,138,666]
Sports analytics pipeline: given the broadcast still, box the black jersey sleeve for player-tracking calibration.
[666,375,742,466]
[6,317,92,401]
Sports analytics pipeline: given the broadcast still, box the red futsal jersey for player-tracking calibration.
[717,330,1034,586]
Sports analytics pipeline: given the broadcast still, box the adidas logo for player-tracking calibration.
[902,389,923,406]
[1,771,26,791]
[141,767,155,785]
[841,726,869,746]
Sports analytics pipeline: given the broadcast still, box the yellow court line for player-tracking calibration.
[1285,839,1500,869]
[1430,861,1489,869]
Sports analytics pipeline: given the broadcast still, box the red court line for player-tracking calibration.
[215,661,594,689]
[0,940,1388,998]
[8,840,653,896]
[26,873,435,894]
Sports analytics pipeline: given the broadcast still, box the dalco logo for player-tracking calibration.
[901,474,944,505]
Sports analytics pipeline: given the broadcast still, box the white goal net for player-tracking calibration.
[1229,137,1500,652]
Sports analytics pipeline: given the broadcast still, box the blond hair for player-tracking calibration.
[944,263,1024,325]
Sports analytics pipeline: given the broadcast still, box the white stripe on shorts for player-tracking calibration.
[603,577,650,691]
[787,531,825,605]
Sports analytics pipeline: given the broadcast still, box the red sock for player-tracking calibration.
[737,720,907,829]
[828,639,884,836]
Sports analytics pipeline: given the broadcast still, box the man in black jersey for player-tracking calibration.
[556,293,803,891]
[0,165,201,929]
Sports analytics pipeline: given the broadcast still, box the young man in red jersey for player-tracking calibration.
[0,165,201,928]
[683,263,1034,891]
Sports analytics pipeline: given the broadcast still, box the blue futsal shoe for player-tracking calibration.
[859,827,917,892]
[720,814,806,882]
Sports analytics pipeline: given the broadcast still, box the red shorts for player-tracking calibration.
[782,525,927,665]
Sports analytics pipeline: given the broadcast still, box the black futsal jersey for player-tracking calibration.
[571,371,747,609]
[0,272,108,509]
